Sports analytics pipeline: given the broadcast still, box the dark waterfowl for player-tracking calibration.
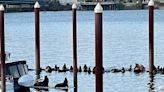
[45,66,52,73]
[78,66,82,72]
[55,78,68,90]
[34,76,49,87]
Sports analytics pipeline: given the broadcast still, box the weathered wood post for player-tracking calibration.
[0,4,6,92]
[34,1,40,75]
[72,3,78,91]
[94,3,103,92]
[148,0,154,73]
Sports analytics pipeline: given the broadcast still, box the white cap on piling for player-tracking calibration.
[0,4,4,11]
[94,3,103,13]
[148,0,154,6]
[34,1,40,8]
[72,3,77,9]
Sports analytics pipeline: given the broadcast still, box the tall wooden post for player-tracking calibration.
[148,0,154,73]
[72,3,77,73]
[94,3,103,92]
[0,4,6,92]
[34,1,40,75]
[72,3,78,90]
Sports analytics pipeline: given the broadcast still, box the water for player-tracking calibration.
[4,10,164,92]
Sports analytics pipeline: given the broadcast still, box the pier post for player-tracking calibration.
[148,0,154,73]
[72,3,78,90]
[94,3,103,92]
[34,2,40,75]
[0,4,6,92]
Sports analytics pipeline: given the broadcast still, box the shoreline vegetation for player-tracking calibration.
[2,0,163,12]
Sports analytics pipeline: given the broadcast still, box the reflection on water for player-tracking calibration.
[148,73,155,92]
[74,72,77,92]
[4,10,164,92]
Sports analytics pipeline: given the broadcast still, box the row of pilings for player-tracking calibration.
[0,0,155,92]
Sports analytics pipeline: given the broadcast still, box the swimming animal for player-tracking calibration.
[55,78,68,89]
[62,63,67,70]
[134,64,145,73]
[83,64,88,72]
[70,66,73,72]
[88,67,91,74]
[45,66,52,73]
[78,66,82,72]
[34,76,49,87]
[54,65,59,71]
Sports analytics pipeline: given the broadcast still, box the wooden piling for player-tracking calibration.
[34,2,40,75]
[72,3,77,74]
[72,3,78,90]
[0,4,6,92]
[148,0,154,73]
[94,3,103,92]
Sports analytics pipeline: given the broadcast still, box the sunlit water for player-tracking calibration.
[4,10,164,92]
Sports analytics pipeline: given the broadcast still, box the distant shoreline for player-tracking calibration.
[3,3,163,13]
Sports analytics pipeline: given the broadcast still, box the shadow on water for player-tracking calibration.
[148,73,155,92]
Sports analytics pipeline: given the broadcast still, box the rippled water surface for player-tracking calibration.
[4,10,164,92]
